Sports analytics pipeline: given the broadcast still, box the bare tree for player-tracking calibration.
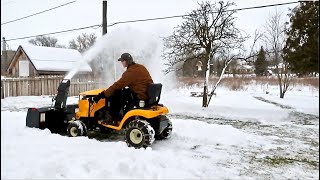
[263,10,292,98]
[69,33,97,53]
[162,1,247,107]
[28,35,62,47]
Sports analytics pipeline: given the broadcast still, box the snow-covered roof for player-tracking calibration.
[268,63,285,69]
[238,60,247,65]
[21,45,92,72]
[242,65,253,69]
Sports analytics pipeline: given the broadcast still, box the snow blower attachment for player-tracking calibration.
[26,80,172,148]
[26,79,77,133]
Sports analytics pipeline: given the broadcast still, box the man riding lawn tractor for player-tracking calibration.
[92,53,154,125]
[26,53,172,149]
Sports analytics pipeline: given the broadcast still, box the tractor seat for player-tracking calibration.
[146,83,162,107]
[121,83,162,114]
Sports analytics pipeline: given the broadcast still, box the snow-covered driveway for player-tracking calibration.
[1,87,319,179]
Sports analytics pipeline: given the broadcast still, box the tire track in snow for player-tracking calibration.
[167,114,262,129]
[253,96,319,125]
[253,96,295,110]
[167,112,319,176]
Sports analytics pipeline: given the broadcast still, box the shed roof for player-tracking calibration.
[20,45,92,72]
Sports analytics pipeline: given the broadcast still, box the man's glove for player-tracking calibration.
[93,91,105,103]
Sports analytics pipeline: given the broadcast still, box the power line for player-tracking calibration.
[1,0,16,6]
[2,1,299,42]
[107,1,299,27]
[4,24,101,42]
[229,1,299,12]
[107,15,184,27]
[1,1,77,25]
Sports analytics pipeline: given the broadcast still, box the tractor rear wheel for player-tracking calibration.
[125,119,155,148]
[67,121,86,137]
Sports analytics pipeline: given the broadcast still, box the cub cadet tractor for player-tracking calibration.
[26,79,172,148]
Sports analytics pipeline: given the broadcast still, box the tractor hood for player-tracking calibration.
[79,89,105,96]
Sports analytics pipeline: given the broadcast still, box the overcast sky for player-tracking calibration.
[1,0,298,52]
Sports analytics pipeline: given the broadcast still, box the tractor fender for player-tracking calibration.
[101,106,169,131]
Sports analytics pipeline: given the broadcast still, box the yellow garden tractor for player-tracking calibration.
[26,79,172,148]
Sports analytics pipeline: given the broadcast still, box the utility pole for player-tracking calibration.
[2,37,6,51]
[2,37,8,73]
[102,1,107,35]
[113,48,116,81]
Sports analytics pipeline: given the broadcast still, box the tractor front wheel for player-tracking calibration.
[125,120,155,148]
[67,121,87,137]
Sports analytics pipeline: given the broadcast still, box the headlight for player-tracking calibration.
[75,108,79,113]
[40,113,46,122]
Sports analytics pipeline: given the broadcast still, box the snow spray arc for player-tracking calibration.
[64,26,175,89]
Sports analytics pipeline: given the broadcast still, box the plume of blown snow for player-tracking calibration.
[73,25,177,90]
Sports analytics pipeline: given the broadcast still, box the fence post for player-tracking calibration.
[1,81,4,99]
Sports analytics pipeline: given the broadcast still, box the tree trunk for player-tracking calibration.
[202,57,210,108]
[279,84,283,98]
[277,74,283,99]
[280,92,284,98]
[202,83,208,107]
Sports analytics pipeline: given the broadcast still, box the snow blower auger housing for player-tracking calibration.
[26,79,172,148]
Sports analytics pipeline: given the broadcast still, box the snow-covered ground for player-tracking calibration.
[1,84,319,179]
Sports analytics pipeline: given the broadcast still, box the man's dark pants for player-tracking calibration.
[107,88,139,120]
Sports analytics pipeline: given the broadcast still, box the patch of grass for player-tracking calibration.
[289,111,319,125]
[234,120,261,129]
[192,154,210,159]
[262,156,319,168]
[264,156,295,165]
[309,140,319,148]
[230,81,245,91]
[296,77,319,89]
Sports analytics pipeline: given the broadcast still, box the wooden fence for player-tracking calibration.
[1,76,106,99]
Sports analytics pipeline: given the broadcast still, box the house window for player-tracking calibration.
[19,60,29,77]
[196,61,203,71]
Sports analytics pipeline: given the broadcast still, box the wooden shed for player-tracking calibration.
[6,45,93,78]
